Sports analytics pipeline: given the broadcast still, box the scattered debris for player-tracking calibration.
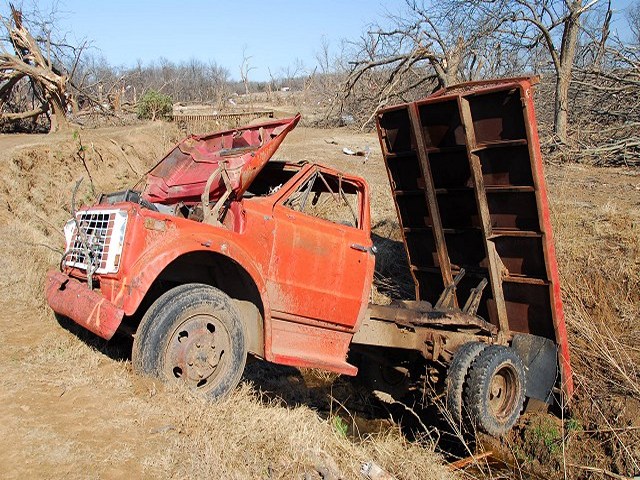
[361,461,397,480]
[342,145,371,162]
[449,451,493,471]
[340,113,355,125]
[309,450,343,480]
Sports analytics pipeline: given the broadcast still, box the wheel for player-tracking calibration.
[463,345,526,436]
[132,283,247,400]
[445,341,488,426]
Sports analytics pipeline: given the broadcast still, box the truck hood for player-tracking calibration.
[142,114,300,204]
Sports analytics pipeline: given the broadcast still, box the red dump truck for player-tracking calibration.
[46,77,572,436]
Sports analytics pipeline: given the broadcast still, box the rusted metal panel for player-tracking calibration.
[45,271,124,340]
[376,77,573,398]
[143,115,299,204]
[407,103,456,303]
[270,317,357,375]
[457,96,510,338]
[367,302,497,335]
[352,317,425,351]
[266,165,375,332]
[352,313,493,363]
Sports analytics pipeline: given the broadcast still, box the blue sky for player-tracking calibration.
[48,0,393,81]
[10,0,639,81]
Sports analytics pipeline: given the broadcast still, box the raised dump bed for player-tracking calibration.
[375,77,573,400]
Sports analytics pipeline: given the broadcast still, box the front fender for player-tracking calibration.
[119,232,271,325]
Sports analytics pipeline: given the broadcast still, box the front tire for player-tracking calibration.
[463,345,526,436]
[132,283,247,400]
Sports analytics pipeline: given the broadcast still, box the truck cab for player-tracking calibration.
[47,114,375,392]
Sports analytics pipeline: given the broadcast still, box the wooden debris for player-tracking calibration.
[361,461,397,480]
[448,451,493,471]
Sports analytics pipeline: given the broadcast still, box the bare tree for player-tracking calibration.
[556,1,640,164]
[239,45,255,111]
[338,0,513,128]
[339,0,609,140]
[239,46,254,96]
[496,0,603,143]
[0,4,86,132]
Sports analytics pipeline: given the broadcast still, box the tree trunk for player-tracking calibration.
[1,5,70,133]
[553,68,571,144]
[553,1,582,144]
[48,91,69,132]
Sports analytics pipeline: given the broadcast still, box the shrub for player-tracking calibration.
[137,89,172,120]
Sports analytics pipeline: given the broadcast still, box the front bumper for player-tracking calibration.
[45,270,125,340]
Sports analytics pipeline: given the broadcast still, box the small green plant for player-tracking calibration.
[331,415,348,438]
[531,419,562,456]
[137,89,172,120]
[520,414,566,466]
[565,417,582,433]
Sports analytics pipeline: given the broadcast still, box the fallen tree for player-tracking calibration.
[0,4,84,132]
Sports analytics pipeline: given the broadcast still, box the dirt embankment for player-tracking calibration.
[0,123,452,480]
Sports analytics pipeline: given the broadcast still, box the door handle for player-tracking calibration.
[351,243,376,254]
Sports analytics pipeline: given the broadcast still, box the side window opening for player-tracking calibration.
[284,170,360,228]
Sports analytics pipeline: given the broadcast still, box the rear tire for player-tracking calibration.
[132,283,247,400]
[463,345,526,436]
[446,341,488,426]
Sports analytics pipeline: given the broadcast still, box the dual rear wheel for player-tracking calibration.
[446,342,526,437]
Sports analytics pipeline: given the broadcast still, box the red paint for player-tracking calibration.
[144,115,300,204]
[45,271,124,340]
[48,117,374,372]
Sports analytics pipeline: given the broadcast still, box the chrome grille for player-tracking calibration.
[65,210,126,273]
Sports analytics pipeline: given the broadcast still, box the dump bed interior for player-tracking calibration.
[376,77,572,395]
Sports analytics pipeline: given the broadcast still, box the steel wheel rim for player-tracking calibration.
[488,363,519,421]
[163,312,231,390]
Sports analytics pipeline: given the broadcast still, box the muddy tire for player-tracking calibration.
[463,345,526,436]
[132,283,247,400]
[446,341,487,426]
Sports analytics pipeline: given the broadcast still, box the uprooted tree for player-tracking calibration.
[0,4,86,132]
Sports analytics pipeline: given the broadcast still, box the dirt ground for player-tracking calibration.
[0,120,637,479]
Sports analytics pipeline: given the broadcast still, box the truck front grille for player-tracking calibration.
[64,209,128,274]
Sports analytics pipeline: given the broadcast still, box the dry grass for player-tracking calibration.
[545,164,640,477]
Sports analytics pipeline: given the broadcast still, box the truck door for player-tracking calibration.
[267,167,374,330]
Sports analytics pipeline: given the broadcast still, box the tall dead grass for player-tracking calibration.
[549,165,640,477]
